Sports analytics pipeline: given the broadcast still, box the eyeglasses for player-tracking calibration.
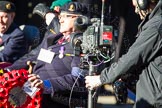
[58,14,79,19]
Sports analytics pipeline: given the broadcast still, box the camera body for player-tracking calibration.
[81,19,113,55]
[71,16,114,69]
[75,16,113,55]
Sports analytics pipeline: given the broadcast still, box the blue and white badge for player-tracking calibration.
[23,81,40,98]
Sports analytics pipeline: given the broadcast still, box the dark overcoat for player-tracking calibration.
[100,1,162,108]
[0,23,28,63]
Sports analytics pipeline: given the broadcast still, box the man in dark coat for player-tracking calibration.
[0,1,28,63]
[85,0,162,108]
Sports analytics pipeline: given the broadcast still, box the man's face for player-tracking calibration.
[59,12,79,34]
[132,0,146,20]
[0,12,14,34]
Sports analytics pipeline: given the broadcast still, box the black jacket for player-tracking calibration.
[100,1,162,108]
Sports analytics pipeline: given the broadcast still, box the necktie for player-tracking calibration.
[58,35,70,45]
[0,37,3,45]
[58,37,65,44]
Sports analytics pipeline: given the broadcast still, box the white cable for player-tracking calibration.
[69,70,83,108]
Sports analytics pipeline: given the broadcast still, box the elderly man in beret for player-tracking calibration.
[7,2,88,108]
[29,2,88,108]
[0,1,28,63]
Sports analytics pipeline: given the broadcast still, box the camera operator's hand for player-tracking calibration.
[85,75,102,90]
[28,74,44,89]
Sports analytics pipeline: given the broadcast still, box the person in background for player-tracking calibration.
[0,0,28,64]
[33,0,71,32]
[47,0,71,26]
[85,0,162,108]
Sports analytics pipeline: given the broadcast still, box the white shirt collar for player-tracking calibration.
[0,33,3,37]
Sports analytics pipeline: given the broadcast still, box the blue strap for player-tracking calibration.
[127,89,136,102]
[43,80,53,94]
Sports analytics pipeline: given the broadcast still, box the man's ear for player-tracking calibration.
[11,12,15,19]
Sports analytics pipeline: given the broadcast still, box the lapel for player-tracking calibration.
[0,23,18,46]
[0,37,2,44]
[2,34,10,42]
[46,33,63,48]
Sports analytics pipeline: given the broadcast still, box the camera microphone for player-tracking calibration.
[74,16,91,32]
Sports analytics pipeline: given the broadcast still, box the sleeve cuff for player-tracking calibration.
[71,67,84,78]
[43,80,53,94]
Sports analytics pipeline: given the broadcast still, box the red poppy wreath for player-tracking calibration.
[0,69,42,108]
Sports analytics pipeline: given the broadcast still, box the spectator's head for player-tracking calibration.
[59,2,88,35]
[50,0,71,13]
[132,0,159,19]
[0,1,16,33]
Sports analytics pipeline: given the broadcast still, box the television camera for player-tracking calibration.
[70,13,115,108]
[72,15,114,66]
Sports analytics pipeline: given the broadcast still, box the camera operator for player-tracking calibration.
[85,0,162,107]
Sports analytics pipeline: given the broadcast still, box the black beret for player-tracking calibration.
[0,1,16,12]
[60,2,88,16]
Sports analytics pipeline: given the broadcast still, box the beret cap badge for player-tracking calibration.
[6,3,11,10]
[68,4,75,12]
[61,2,88,15]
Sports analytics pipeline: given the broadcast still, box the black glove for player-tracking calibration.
[33,3,51,19]
[113,80,128,104]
